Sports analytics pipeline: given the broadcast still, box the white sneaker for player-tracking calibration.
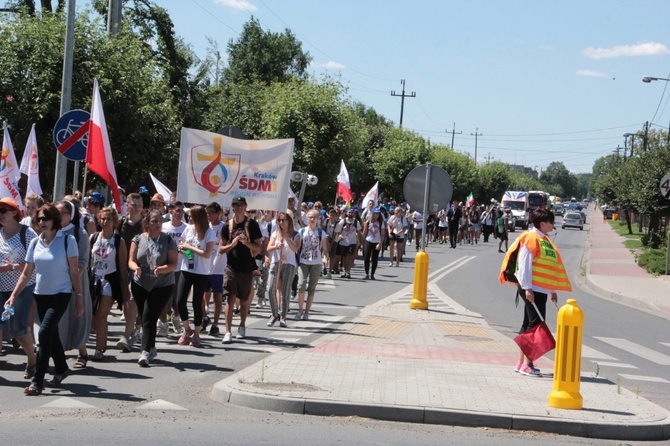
[138,351,150,367]
[222,332,232,344]
[236,326,246,339]
[156,321,168,337]
[171,315,182,334]
[294,311,303,320]
[117,336,130,353]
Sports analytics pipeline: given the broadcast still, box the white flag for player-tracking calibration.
[150,172,172,203]
[20,124,42,196]
[0,122,23,207]
[362,181,379,209]
[177,127,294,210]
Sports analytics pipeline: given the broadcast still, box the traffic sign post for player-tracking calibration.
[403,164,453,310]
[661,173,670,275]
[53,109,90,161]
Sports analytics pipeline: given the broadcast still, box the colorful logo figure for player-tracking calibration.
[0,145,13,178]
[191,136,240,197]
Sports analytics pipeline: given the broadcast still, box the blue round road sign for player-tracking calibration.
[53,109,91,161]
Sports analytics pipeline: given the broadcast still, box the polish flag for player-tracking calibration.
[86,79,121,212]
[20,123,43,196]
[336,160,353,204]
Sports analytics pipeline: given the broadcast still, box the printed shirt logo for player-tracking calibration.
[191,136,240,197]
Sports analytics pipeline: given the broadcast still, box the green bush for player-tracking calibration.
[638,249,668,275]
[641,230,667,249]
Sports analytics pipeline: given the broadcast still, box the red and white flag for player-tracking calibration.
[0,122,23,206]
[336,160,353,204]
[20,123,42,196]
[86,79,121,212]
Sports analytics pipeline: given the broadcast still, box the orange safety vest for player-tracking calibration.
[499,231,572,292]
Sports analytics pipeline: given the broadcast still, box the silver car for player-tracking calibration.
[562,212,583,230]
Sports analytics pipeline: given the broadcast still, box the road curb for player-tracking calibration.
[212,379,670,441]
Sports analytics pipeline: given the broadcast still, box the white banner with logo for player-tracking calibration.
[177,127,294,210]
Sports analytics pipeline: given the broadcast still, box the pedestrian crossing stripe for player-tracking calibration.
[42,397,96,409]
[618,374,670,384]
[591,361,638,369]
[594,337,670,365]
[581,344,616,360]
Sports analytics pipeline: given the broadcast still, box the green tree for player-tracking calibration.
[224,18,312,85]
[476,161,512,203]
[540,161,577,199]
[431,145,477,203]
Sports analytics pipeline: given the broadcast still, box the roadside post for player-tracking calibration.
[403,164,452,310]
[548,299,584,410]
[660,172,670,275]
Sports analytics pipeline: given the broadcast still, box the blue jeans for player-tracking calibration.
[0,284,35,337]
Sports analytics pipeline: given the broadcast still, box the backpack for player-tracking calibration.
[19,224,28,250]
[470,211,479,224]
[503,244,520,284]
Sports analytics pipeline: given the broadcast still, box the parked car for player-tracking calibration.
[604,208,616,220]
[562,212,584,230]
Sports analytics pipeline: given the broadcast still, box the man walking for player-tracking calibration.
[219,196,262,344]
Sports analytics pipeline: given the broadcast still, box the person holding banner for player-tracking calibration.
[219,196,262,344]
[503,208,571,377]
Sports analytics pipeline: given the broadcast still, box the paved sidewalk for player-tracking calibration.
[584,208,670,318]
[211,208,670,441]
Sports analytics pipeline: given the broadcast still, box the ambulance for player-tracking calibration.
[500,191,529,229]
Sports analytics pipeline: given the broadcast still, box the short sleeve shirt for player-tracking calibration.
[221,217,262,273]
[299,227,327,265]
[131,232,177,290]
[209,221,227,275]
[335,218,361,246]
[0,226,37,291]
[26,231,79,295]
[178,225,216,275]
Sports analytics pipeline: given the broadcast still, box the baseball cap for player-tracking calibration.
[0,197,22,217]
[231,196,247,205]
[89,192,105,206]
[138,186,149,193]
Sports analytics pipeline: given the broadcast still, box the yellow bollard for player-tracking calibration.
[410,250,429,310]
[548,299,584,409]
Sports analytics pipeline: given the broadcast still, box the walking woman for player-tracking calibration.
[8,204,82,395]
[266,213,301,328]
[54,200,92,369]
[89,207,130,361]
[362,208,386,280]
[175,205,215,347]
[128,210,178,366]
[0,198,37,379]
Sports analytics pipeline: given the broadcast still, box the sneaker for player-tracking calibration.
[117,336,130,352]
[396,262,400,267]
[346,273,351,279]
[518,364,541,377]
[171,315,182,333]
[364,274,369,280]
[138,351,150,367]
[222,332,232,344]
[202,316,211,332]
[236,326,246,339]
[156,321,169,337]
[294,311,303,320]
[267,315,279,326]
[189,334,201,347]
[255,301,264,309]
[279,318,287,328]
[370,275,375,280]
[177,329,193,345]
[119,314,125,321]
[389,262,394,267]
[340,272,347,278]
[129,331,141,347]
[148,348,158,361]
[209,324,220,336]
[233,307,241,315]
[91,349,107,361]
[301,312,309,321]
[514,362,522,373]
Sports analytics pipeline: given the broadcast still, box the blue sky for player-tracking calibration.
[158,0,670,174]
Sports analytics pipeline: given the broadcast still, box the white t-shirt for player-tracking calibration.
[177,225,216,275]
[269,231,300,267]
[365,221,385,244]
[209,221,227,275]
[298,227,327,265]
[412,211,424,230]
[90,233,120,278]
[335,218,361,246]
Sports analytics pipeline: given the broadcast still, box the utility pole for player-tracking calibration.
[485,152,493,164]
[613,146,622,163]
[53,0,76,201]
[470,128,482,165]
[644,121,649,152]
[446,122,462,149]
[107,0,123,37]
[391,79,415,128]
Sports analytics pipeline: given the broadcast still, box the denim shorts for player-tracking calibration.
[0,283,36,337]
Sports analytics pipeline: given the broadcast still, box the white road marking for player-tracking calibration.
[618,374,670,383]
[581,344,616,360]
[594,337,670,365]
[590,361,638,369]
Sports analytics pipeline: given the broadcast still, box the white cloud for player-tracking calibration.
[575,70,609,77]
[582,42,670,59]
[213,0,257,12]
[310,61,347,70]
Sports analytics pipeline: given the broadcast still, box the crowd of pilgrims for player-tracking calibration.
[0,187,512,395]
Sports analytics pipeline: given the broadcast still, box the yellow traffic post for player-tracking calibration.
[410,250,429,309]
[548,299,584,409]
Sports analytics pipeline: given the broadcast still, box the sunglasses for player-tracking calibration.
[37,216,51,222]
[0,207,12,214]
[277,219,286,222]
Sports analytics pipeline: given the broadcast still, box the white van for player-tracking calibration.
[501,191,529,229]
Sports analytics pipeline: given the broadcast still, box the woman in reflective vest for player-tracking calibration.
[500,209,571,377]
